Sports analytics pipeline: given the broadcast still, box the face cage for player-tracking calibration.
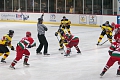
[9,34,14,38]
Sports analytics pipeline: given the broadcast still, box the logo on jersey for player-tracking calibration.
[50,14,56,22]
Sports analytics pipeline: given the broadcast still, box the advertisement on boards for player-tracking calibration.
[1,12,29,21]
[79,15,87,24]
[1,13,16,20]
[15,12,29,20]
[50,14,56,22]
[89,15,97,24]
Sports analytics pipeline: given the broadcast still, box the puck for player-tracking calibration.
[61,53,63,54]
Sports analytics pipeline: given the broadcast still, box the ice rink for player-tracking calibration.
[0,22,119,80]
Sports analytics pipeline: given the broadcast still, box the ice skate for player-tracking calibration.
[77,50,81,54]
[1,58,6,63]
[117,69,120,76]
[44,53,50,56]
[100,71,105,77]
[36,52,42,55]
[9,65,15,69]
[64,53,70,57]
[96,42,100,45]
[23,61,30,66]
[58,47,64,51]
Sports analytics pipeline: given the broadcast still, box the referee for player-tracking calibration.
[36,13,50,55]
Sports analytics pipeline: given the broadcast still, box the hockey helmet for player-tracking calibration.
[65,34,72,40]
[38,18,43,21]
[9,30,14,35]
[26,31,31,37]
[105,21,109,24]
[63,16,66,19]
[111,22,115,27]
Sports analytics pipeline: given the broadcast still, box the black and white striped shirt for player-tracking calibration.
[37,14,48,35]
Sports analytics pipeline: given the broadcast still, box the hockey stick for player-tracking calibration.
[56,36,66,54]
[99,31,115,45]
[100,35,116,46]
[100,39,108,45]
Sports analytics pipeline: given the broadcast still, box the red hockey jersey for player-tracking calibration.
[18,37,36,49]
[110,42,120,57]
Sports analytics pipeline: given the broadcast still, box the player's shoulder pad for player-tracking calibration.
[61,19,63,21]
[65,19,68,21]
[102,24,106,26]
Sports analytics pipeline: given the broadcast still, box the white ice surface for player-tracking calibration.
[0,22,119,80]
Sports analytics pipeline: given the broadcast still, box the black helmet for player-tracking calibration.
[38,18,43,21]
[63,16,66,18]
[105,21,109,24]
[9,30,14,35]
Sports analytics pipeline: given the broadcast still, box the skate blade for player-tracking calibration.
[9,67,15,70]
[43,55,50,57]
[23,64,30,67]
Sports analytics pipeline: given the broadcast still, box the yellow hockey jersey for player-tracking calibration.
[61,19,71,26]
[0,34,12,48]
[101,24,113,32]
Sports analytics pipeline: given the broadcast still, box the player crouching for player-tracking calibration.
[62,33,81,56]
[55,28,66,50]
[10,31,36,69]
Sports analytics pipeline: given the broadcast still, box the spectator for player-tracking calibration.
[14,7,17,12]
[69,6,74,13]
[17,7,22,12]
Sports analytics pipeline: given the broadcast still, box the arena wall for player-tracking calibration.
[0,12,118,27]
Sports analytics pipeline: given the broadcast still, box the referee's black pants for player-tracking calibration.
[36,34,48,54]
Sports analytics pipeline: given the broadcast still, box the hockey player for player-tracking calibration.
[59,16,71,34]
[100,35,120,77]
[110,22,120,41]
[111,22,120,33]
[0,30,15,63]
[96,21,113,45]
[114,27,120,41]
[55,29,65,50]
[62,33,81,56]
[10,31,36,69]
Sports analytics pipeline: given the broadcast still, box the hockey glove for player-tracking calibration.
[108,50,113,56]
[55,32,58,36]
[28,45,31,48]
[59,25,62,29]
[31,43,36,47]
[4,42,8,46]
[58,29,64,36]
[11,46,14,50]
[63,40,67,43]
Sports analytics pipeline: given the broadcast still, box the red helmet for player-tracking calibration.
[26,31,31,37]
[64,34,73,41]
[111,22,115,27]
[116,35,120,43]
